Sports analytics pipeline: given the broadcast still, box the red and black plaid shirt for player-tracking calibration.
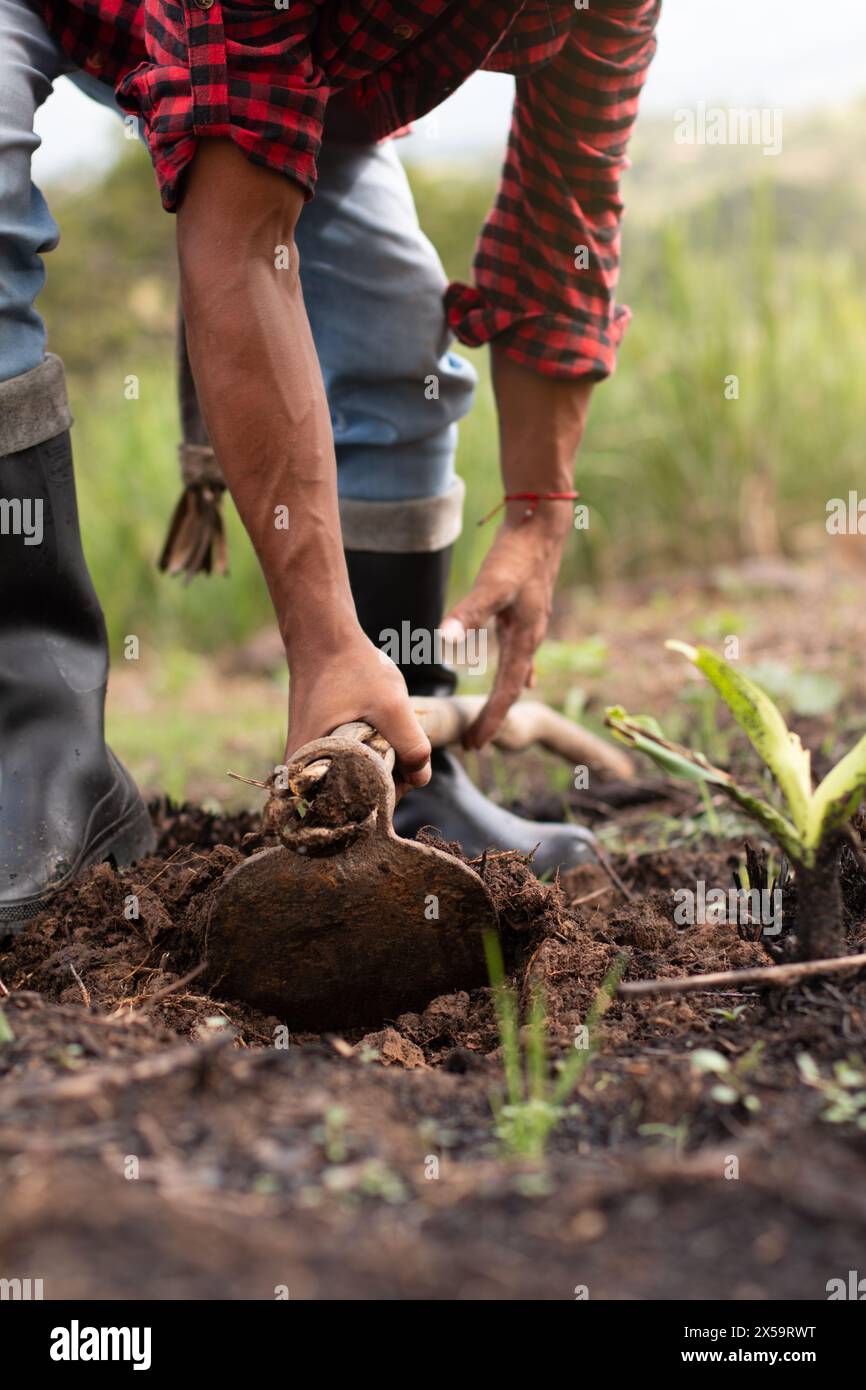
[41,1,659,379]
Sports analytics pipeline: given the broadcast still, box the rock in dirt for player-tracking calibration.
[355,1028,426,1069]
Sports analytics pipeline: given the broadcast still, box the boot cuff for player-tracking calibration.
[0,355,72,456]
[339,477,465,554]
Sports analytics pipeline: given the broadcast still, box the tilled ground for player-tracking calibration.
[2,795,865,1301]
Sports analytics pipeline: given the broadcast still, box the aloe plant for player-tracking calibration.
[605,642,866,960]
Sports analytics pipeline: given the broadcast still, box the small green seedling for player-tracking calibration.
[708,1003,750,1023]
[0,1009,13,1045]
[606,642,866,959]
[483,931,625,1161]
[314,1106,350,1164]
[690,1042,764,1113]
[797,1053,866,1129]
[638,1118,690,1158]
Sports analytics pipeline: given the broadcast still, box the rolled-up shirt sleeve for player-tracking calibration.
[117,0,329,212]
[445,0,661,380]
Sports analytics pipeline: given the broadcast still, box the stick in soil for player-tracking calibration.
[571,885,616,907]
[592,843,634,902]
[618,952,866,998]
[69,964,91,1009]
[113,962,208,1018]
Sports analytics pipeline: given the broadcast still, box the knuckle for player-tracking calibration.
[377,692,408,722]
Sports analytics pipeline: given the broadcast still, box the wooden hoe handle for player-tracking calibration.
[321,695,634,783]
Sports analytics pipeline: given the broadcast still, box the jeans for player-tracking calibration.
[0,0,476,507]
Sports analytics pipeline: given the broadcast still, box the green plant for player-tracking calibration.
[797,1054,866,1129]
[708,1004,750,1023]
[314,1106,350,1164]
[0,1009,13,1045]
[483,932,625,1160]
[606,642,866,958]
[638,1118,690,1158]
[690,1042,764,1112]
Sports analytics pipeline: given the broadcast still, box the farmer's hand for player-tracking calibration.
[285,629,432,788]
[442,347,595,749]
[442,509,572,747]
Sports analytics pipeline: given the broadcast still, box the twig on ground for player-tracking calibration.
[469,847,536,866]
[618,952,866,998]
[112,963,208,1018]
[571,884,616,907]
[139,847,208,892]
[593,843,634,902]
[5,992,149,1028]
[69,964,91,1009]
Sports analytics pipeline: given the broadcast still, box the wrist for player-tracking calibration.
[274,529,361,663]
[282,605,361,667]
[500,495,576,539]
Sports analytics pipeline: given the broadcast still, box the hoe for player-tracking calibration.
[204,696,633,1030]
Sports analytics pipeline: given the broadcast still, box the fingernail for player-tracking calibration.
[440,618,465,643]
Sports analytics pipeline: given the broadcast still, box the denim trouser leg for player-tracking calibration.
[0,0,65,386]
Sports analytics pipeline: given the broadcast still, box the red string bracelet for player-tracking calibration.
[477,491,580,526]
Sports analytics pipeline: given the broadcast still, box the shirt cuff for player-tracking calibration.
[117,59,324,212]
[444,282,631,381]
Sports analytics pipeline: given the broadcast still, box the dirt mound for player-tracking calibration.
[0,814,583,1057]
[3,805,866,1300]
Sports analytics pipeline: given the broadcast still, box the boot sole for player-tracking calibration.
[0,786,156,930]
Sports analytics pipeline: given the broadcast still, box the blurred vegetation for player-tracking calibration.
[40,106,866,658]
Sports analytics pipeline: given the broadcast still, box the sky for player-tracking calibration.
[33,0,866,183]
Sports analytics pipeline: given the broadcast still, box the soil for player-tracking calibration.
[2,800,866,1300]
[3,566,866,1302]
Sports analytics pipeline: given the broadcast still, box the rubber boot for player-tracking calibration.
[345,548,597,874]
[0,429,155,926]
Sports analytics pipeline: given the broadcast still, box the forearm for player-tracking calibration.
[174,142,431,779]
[491,343,593,533]
[442,349,594,744]
[176,141,357,662]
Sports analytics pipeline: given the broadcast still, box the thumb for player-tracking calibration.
[371,698,432,790]
[442,588,499,644]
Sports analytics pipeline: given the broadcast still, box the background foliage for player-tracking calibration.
[41,106,866,655]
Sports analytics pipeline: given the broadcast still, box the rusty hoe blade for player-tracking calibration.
[204,728,499,1030]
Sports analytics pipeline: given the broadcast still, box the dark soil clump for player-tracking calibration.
[2,799,866,1300]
